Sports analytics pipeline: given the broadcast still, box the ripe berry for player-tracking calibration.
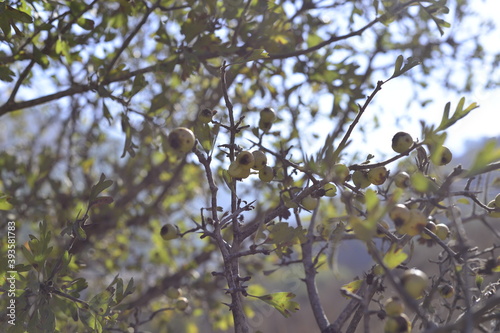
[367,166,388,185]
[391,132,413,153]
[168,127,196,154]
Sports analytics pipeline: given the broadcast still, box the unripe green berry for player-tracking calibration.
[421,221,437,240]
[389,204,411,234]
[160,224,179,241]
[301,195,319,211]
[235,151,254,169]
[259,107,276,122]
[384,313,411,333]
[367,166,389,185]
[175,297,189,311]
[168,127,196,154]
[436,146,453,166]
[401,268,428,299]
[228,161,251,179]
[384,297,404,317]
[435,223,450,240]
[487,200,500,218]
[393,172,410,188]
[352,170,371,188]
[495,193,500,207]
[252,150,267,170]
[331,164,350,183]
[391,132,413,153]
[322,182,338,197]
[259,166,274,182]
[439,284,454,298]
[166,287,181,299]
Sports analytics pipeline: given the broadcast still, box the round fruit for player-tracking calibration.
[487,200,500,218]
[389,204,411,234]
[259,119,272,133]
[421,221,437,240]
[175,297,189,311]
[438,284,454,298]
[168,127,195,154]
[301,195,319,211]
[282,193,298,209]
[198,108,214,123]
[352,170,371,188]
[259,166,274,182]
[160,224,178,241]
[435,223,450,240]
[228,161,251,179]
[252,150,267,170]
[322,182,337,197]
[393,172,410,188]
[403,209,427,236]
[367,166,389,185]
[331,164,350,183]
[166,287,181,299]
[391,132,413,153]
[384,297,404,317]
[260,107,276,122]
[235,151,254,169]
[436,146,452,166]
[401,268,428,299]
[384,313,411,333]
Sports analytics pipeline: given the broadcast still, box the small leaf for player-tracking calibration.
[254,292,299,318]
[340,279,363,298]
[89,174,113,202]
[466,140,500,177]
[89,196,114,208]
[383,244,408,269]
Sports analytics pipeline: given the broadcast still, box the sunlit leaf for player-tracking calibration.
[383,244,408,269]
[254,292,299,318]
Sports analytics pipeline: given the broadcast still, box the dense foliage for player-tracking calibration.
[1,0,499,332]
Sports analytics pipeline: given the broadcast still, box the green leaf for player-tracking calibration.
[327,222,346,273]
[390,55,421,80]
[383,244,408,269]
[436,97,479,132]
[89,173,113,202]
[0,66,15,82]
[466,140,500,177]
[0,192,14,210]
[254,292,299,318]
[340,279,363,298]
